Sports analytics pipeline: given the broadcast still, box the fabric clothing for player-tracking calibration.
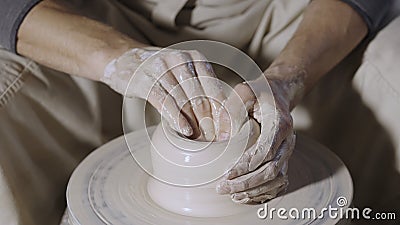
[0,0,394,53]
[341,0,394,33]
[0,49,124,225]
[0,0,399,225]
[0,1,309,224]
[0,0,41,53]
[295,17,400,221]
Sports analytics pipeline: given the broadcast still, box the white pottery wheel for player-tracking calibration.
[66,126,353,225]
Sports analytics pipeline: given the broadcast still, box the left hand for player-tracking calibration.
[101,47,226,140]
[215,69,301,203]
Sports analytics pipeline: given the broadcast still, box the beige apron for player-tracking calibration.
[1,0,399,224]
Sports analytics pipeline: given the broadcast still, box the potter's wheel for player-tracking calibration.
[66,126,353,225]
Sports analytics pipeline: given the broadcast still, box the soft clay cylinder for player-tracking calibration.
[147,119,260,217]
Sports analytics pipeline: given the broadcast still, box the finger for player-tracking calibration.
[249,105,293,171]
[216,160,280,194]
[149,57,201,138]
[165,52,215,141]
[146,81,193,136]
[248,183,287,203]
[247,94,278,169]
[231,175,288,204]
[223,144,255,180]
[280,133,295,175]
[217,82,256,141]
[217,131,294,193]
[189,51,227,137]
[280,161,289,176]
[221,131,293,182]
[228,131,294,180]
[216,102,232,141]
[216,135,294,194]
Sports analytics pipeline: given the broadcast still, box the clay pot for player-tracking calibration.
[147,119,260,217]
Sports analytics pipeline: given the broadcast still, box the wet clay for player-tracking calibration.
[147,119,260,217]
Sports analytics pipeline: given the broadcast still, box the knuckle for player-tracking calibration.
[169,50,183,58]
[234,83,254,99]
[192,97,212,114]
[176,51,191,61]
[279,113,293,131]
[151,55,164,65]
[179,52,192,60]
[187,50,202,58]
[190,50,209,62]
[168,52,190,66]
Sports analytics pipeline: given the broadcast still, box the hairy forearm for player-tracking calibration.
[266,0,368,108]
[17,0,147,81]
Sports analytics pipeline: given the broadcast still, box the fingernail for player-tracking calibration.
[180,124,193,136]
[199,118,215,141]
[231,193,250,204]
[231,192,246,201]
[231,193,240,200]
[216,182,231,194]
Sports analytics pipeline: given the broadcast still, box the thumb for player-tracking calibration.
[216,83,256,141]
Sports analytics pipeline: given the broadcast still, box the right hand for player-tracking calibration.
[215,68,302,203]
[100,47,226,140]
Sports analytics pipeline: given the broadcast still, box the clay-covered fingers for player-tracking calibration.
[231,175,288,204]
[165,51,215,141]
[217,83,256,141]
[123,52,194,137]
[188,51,227,138]
[248,101,294,172]
[103,47,227,140]
[245,183,287,204]
[216,132,295,194]
[147,56,201,138]
[144,78,193,137]
[217,100,291,181]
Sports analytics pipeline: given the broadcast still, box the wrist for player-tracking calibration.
[101,46,163,84]
[85,33,148,81]
[263,64,307,110]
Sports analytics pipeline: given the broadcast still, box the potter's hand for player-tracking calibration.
[216,70,302,203]
[101,48,226,140]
